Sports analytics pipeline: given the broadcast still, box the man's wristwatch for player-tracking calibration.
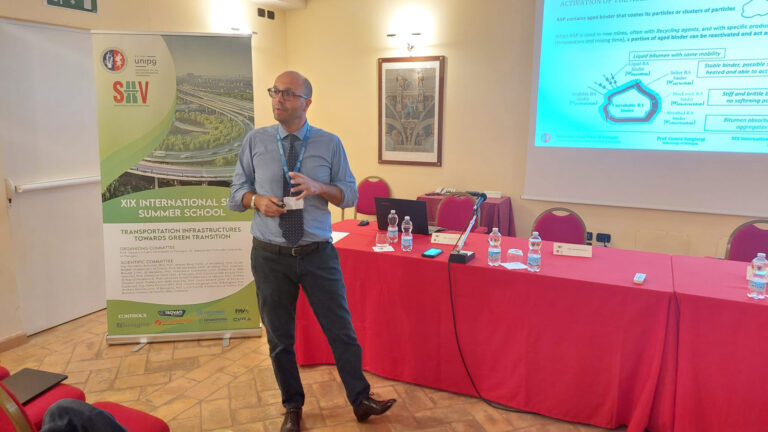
[250,194,257,210]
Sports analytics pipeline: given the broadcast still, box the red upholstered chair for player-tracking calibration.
[1,382,168,432]
[342,176,391,220]
[435,193,485,232]
[726,219,768,262]
[0,365,85,430]
[532,207,587,244]
[92,401,169,432]
[1,382,36,432]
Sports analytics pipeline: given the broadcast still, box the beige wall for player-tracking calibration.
[283,0,752,257]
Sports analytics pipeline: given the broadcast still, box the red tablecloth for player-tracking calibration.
[295,220,675,431]
[672,255,768,432]
[417,194,516,236]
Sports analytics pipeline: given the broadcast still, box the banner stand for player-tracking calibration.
[94,32,261,345]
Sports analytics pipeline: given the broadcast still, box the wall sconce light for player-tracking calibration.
[387,5,433,56]
[386,32,422,54]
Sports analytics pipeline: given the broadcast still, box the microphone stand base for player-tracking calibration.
[449,250,475,264]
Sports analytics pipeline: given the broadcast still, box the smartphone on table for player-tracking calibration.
[421,248,443,258]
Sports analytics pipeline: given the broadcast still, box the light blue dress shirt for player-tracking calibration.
[228,122,357,245]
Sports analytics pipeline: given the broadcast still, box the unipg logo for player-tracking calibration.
[102,48,127,72]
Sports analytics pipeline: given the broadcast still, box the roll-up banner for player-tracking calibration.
[93,32,260,344]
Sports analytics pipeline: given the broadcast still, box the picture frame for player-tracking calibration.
[378,56,444,166]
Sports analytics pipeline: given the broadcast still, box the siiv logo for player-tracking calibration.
[113,81,149,104]
[102,48,127,72]
[234,308,249,314]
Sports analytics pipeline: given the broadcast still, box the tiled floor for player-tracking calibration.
[0,310,625,431]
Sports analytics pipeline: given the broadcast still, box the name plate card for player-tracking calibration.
[553,242,593,257]
[431,232,462,245]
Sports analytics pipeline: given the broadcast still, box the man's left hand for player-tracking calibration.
[288,172,322,200]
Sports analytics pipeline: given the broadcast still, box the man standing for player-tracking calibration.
[228,71,395,432]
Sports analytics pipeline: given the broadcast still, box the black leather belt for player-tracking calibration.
[252,237,322,257]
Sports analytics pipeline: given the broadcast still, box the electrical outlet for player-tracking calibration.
[596,233,611,244]
[586,231,593,241]
[267,10,275,19]
[257,8,265,17]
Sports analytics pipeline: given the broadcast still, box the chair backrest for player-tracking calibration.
[355,176,391,218]
[0,382,35,432]
[0,366,10,380]
[436,193,479,231]
[532,207,586,244]
[726,219,768,262]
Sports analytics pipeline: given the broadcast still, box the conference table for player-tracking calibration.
[417,194,516,236]
[672,255,768,432]
[295,220,676,431]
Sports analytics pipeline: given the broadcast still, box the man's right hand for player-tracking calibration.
[252,194,287,217]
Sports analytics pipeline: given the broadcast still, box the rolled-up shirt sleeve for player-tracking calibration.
[228,140,255,212]
[330,136,357,209]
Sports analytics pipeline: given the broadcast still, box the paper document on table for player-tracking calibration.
[372,245,395,252]
[553,242,592,257]
[431,232,461,245]
[331,231,349,244]
[502,262,529,270]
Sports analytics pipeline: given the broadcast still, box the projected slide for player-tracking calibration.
[535,0,768,153]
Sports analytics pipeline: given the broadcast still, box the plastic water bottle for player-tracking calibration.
[527,231,542,272]
[401,216,413,251]
[747,252,768,300]
[387,210,398,243]
[488,227,502,266]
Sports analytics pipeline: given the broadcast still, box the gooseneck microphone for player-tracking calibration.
[449,193,487,264]
[472,193,487,213]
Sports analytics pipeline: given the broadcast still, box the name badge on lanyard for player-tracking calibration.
[277,124,310,209]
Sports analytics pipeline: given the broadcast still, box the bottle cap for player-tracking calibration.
[404,216,410,220]
[532,231,539,236]
[759,253,766,258]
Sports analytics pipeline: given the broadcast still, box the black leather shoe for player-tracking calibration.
[280,408,301,432]
[353,396,396,422]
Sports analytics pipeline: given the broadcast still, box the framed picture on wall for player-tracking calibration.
[378,56,444,166]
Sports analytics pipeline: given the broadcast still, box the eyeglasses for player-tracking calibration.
[267,87,308,100]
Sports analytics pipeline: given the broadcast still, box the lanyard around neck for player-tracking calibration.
[276,124,310,184]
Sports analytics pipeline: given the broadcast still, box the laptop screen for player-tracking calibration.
[374,197,431,235]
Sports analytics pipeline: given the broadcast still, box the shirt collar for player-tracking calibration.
[277,121,310,140]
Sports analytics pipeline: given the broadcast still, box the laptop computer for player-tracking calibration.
[374,197,443,235]
[1,368,68,404]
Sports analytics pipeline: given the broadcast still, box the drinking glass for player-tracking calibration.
[375,232,389,247]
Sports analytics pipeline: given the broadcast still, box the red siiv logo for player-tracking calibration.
[113,81,149,104]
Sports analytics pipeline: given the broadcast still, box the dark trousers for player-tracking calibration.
[40,399,128,432]
[250,240,370,409]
